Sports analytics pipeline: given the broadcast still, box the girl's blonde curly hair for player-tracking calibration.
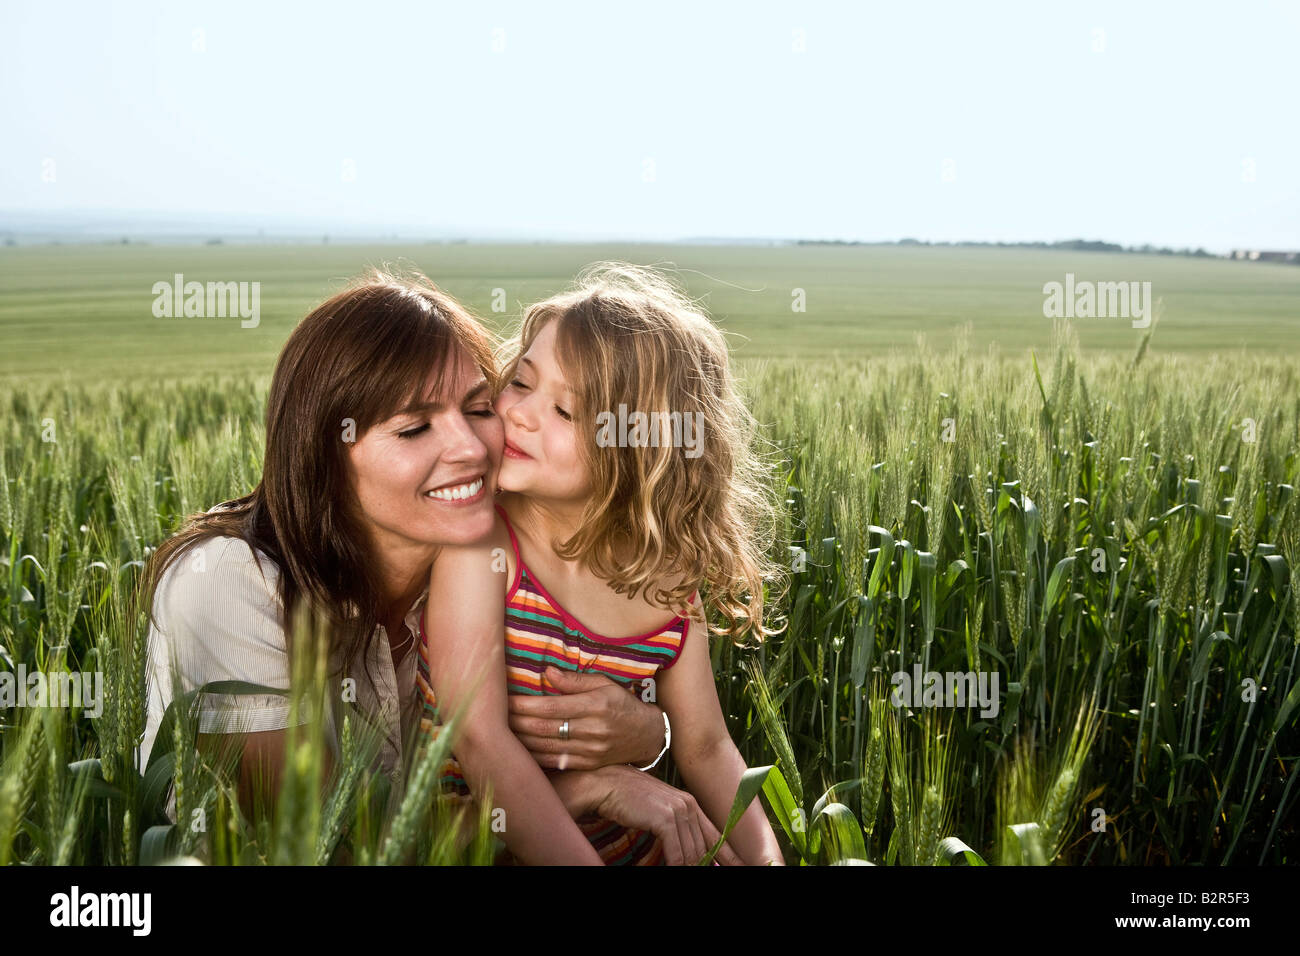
[498,262,788,645]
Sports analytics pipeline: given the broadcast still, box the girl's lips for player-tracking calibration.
[503,440,532,460]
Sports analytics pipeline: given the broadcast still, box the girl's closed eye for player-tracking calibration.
[398,423,429,439]
[511,378,571,421]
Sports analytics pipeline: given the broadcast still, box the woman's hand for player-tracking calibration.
[581,765,746,866]
[508,666,667,770]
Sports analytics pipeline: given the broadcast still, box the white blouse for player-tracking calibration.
[139,533,427,820]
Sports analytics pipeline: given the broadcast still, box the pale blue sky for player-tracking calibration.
[3,0,1297,250]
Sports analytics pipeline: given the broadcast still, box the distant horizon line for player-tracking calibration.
[0,208,1294,258]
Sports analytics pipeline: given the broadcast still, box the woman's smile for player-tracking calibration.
[423,473,487,504]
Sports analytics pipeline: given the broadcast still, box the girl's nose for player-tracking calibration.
[503,392,535,431]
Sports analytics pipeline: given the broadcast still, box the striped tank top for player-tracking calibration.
[417,502,696,865]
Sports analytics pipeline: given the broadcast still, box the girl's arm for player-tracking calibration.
[655,600,785,865]
[423,536,602,865]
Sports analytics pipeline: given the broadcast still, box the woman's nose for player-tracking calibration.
[441,411,490,459]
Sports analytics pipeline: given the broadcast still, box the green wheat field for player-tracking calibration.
[1,243,1298,865]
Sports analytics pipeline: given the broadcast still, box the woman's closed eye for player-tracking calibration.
[398,408,494,439]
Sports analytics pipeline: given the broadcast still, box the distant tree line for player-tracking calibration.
[797,237,1223,258]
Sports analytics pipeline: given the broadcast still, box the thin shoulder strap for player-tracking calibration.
[493,501,523,565]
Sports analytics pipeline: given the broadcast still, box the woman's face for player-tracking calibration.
[495,318,590,503]
[347,348,504,555]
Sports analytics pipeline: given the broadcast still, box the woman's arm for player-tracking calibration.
[507,667,668,769]
[655,603,785,865]
[422,536,603,865]
[194,727,325,822]
[547,766,746,865]
[147,536,320,823]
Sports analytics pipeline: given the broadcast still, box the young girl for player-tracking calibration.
[418,263,787,865]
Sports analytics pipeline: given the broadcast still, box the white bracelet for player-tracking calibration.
[635,710,671,772]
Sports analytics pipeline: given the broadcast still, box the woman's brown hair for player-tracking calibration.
[137,267,499,685]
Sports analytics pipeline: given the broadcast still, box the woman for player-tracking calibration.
[137,268,716,859]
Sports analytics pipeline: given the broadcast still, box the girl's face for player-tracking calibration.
[347,348,503,553]
[495,318,590,503]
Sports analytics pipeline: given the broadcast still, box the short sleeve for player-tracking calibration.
[139,535,301,769]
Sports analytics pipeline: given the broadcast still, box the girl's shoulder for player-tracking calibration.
[430,497,518,599]
[609,537,699,615]
[652,572,702,619]
[492,494,526,596]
